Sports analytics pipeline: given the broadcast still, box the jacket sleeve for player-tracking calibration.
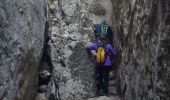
[85,43,97,56]
[108,44,117,59]
[86,43,97,50]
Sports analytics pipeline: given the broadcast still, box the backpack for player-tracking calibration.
[96,39,106,64]
[94,24,109,38]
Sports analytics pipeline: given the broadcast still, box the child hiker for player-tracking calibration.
[85,37,117,96]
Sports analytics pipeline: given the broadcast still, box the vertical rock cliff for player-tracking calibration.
[41,0,116,100]
[46,0,95,100]
[111,0,170,100]
[0,0,47,100]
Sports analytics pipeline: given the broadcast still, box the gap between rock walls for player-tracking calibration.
[35,0,121,100]
[36,0,170,100]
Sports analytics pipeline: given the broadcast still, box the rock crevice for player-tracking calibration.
[1,0,170,100]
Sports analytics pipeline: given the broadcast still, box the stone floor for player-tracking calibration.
[88,96,121,100]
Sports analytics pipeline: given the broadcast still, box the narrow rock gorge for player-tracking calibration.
[37,0,118,100]
[0,0,170,100]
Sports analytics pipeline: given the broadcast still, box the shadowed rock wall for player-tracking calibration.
[0,0,47,100]
[111,0,170,99]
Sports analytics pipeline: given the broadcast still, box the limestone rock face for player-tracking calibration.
[88,96,121,100]
[45,0,116,99]
[0,0,47,100]
[111,0,170,100]
[47,0,96,100]
[89,1,107,16]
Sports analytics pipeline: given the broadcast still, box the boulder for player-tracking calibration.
[0,0,47,100]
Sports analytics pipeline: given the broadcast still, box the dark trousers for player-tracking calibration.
[96,66,111,95]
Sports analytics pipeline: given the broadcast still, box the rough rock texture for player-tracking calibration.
[111,0,170,100]
[88,96,121,100]
[47,0,96,100]
[0,0,47,100]
[43,0,118,100]
[89,1,107,16]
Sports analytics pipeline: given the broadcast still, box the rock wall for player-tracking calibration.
[0,0,47,100]
[46,0,96,100]
[43,0,115,100]
[111,0,170,100]
[2,0,169,100]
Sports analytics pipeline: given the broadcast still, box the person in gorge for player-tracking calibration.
[85,20,117,96]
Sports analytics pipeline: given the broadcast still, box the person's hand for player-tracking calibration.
[90,50,97,56]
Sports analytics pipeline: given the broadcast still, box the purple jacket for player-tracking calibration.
[86,41,117,67]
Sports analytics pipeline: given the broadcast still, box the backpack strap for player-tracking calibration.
[94,24,108,38]
[101,25,108,36]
